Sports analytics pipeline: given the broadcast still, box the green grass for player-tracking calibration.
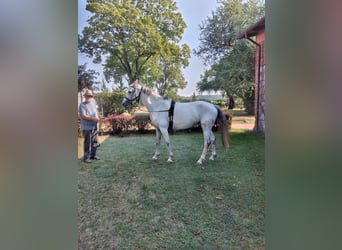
[232,109,249,116]
[78,131,265,249]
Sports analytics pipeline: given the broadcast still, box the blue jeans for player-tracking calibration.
[83,129,99,160]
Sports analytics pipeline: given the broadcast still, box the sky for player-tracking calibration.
[78,0,218,96]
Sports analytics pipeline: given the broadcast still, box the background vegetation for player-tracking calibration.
[78,0,264,115]
[195,0,265,115]
[79,0,190,96]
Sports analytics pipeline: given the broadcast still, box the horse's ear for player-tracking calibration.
[134,80,141,86]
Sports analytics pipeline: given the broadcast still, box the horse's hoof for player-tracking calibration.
[197,160,203,165]
[209,155,216,160]
[152,156,158,160]
[167,159,173,163]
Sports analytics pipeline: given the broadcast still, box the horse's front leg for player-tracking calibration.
[159,127,174,163]
[152,128,161,160]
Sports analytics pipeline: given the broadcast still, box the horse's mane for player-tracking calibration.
[133,81,168,100]
[141,85,153,96]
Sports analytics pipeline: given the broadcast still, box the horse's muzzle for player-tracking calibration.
[122,98,130,108]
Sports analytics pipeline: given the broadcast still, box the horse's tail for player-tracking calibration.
[215,106,230,149]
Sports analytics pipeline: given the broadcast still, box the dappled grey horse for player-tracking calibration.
[122,81,229,164]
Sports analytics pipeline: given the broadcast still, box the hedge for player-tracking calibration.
[94,91,126,117]
[97,110,232,136]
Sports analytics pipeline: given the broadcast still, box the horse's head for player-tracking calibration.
[122,81,142,108]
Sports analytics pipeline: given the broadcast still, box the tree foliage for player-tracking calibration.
[141,43,190,98]
[195,0,264,113]
[195,0,264,64]
[78,63,99,92]
[79,0,190,95]
[100,77,110,92]
[94,91,126,116]
[197,41,255,97]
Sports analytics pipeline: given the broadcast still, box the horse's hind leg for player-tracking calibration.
[152,128,162,160]
[209,130,217,161]
[198,124,217,164]
[197,125,212,165]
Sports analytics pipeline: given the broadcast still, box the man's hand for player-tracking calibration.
[81,114,99,122]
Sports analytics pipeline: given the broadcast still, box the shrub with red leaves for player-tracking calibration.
[104,113,134,135]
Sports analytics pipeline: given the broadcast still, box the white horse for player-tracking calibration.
[122,81,229,164]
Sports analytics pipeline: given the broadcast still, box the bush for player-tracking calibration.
[94,91,126,117]
[133,113,151,132]
[100,112,152,136]
[98,119,112,135]
[104,113,134,136]
[242,90,255,115]
[211,99,227,108]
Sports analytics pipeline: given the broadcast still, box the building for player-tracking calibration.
[238,17,265,132]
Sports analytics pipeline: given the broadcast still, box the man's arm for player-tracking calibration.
[79,103,99,122]
[81,113,99,122]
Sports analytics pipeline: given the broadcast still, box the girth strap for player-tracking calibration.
[168,100,176,133]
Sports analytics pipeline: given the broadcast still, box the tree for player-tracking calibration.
[101,77,109,92]
[141,43,190,98]
[191,92,197,102]
[195,0,264,114]
[78,63,99,92]
[79,0,189,89]
[197,41,255,113]
[198,41,255,94]
[195,0,264,64]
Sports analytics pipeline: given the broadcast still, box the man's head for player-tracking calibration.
[83,89,93,102]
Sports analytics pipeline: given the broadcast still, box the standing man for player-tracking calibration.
[79,89,100,163]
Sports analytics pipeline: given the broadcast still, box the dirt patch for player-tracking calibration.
[231,116,255,131]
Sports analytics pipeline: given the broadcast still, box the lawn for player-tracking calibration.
[78,131,264,249]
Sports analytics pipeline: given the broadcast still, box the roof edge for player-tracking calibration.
[237,16,265,39]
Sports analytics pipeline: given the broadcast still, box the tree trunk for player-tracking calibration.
[228,95,235,110]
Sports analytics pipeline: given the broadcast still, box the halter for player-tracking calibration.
[123,86,143,107]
